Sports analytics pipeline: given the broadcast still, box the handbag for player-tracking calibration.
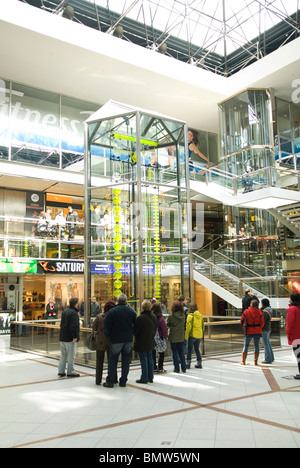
[85,330,97,351]
[154,330,167,353]
[241,313,248,335]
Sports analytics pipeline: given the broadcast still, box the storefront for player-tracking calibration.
[23,260,85,321]
[0,259,35,334]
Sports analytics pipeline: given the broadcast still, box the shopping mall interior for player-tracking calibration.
[0,0,300,450]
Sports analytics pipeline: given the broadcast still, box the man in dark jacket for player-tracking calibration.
[242,288,258,312]
[103,294,136,387]
[134,300,157,384]
[58,297,80,377]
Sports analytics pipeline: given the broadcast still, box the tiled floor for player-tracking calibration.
[1,334,300,449]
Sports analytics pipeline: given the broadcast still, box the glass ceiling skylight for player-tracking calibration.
[89,0,299,55]
[26,0,300,75]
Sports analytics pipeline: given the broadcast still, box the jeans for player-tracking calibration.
[170,342,186,373]
[262,330,274,363]
[58,341,77,375]
[243,334,261,354]
[139,351,154,382]
[106,342,132,385]
[152,350,165,371]
[187,337,202,363]
[293,345,300,373]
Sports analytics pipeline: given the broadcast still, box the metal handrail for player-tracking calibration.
[193,253,246,284]
[192,164,300,189]
[193,252,299,298]
[212,250,262,278]
[193,235,223,256]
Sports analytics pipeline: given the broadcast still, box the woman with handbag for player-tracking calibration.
[167,301,187,374]
[151,302,168,373]
[92,300,116,385]
[185,303,205,369]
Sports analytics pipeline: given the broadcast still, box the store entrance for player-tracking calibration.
[22,274,84,321]
[0,277,20,335]
[23,276,46,321]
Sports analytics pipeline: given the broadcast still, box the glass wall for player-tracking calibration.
[0,79,99,171]
[0,79,10,161]
[218,89,274,175]
[84,102,192,318]
[274,97,300,170]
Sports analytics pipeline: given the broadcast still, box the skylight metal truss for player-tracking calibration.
[20,0,300,76]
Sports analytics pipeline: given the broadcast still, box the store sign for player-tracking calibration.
[38,260,84,274]
[0,259,37,273]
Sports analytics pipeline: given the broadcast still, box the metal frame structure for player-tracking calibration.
[20,0,300,76]
[83,101,193,324]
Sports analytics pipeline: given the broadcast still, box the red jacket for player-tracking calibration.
[240,307,264,335]
[286,304,300,346]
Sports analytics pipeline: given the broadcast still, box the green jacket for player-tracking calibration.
[185,310,205,340]
[167,311,185,343]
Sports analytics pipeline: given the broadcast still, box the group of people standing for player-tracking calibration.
[91,294,205,387]
[57,293,205,386]
[57,290,300,383]
[241,289,300,379]
[36,206,78,240]
[240,289,274,366]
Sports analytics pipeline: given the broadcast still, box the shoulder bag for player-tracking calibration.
[154,330,167,353]
[85,330,97,351]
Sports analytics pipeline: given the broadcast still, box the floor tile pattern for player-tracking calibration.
[1,335,299,448]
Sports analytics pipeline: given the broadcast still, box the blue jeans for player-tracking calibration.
[262,331,274,363]
[187,337,202,363]
[243,334,261,353]
[106,342,132,385]
[170,342,186,373]
[139,351,154,382]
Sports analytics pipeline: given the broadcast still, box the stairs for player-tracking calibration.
[270,202,300,237]
[193,252,290,309]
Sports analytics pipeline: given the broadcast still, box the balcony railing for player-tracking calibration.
[0,214,85,259]
[193,253,299,299]
[190,164,300,195]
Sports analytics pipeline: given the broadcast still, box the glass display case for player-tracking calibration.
[84,101,193,319]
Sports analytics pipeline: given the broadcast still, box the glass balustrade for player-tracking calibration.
[0,215,85,259]
[10,318,282,363]
[193,253,299,299]
[191,165,300,196]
